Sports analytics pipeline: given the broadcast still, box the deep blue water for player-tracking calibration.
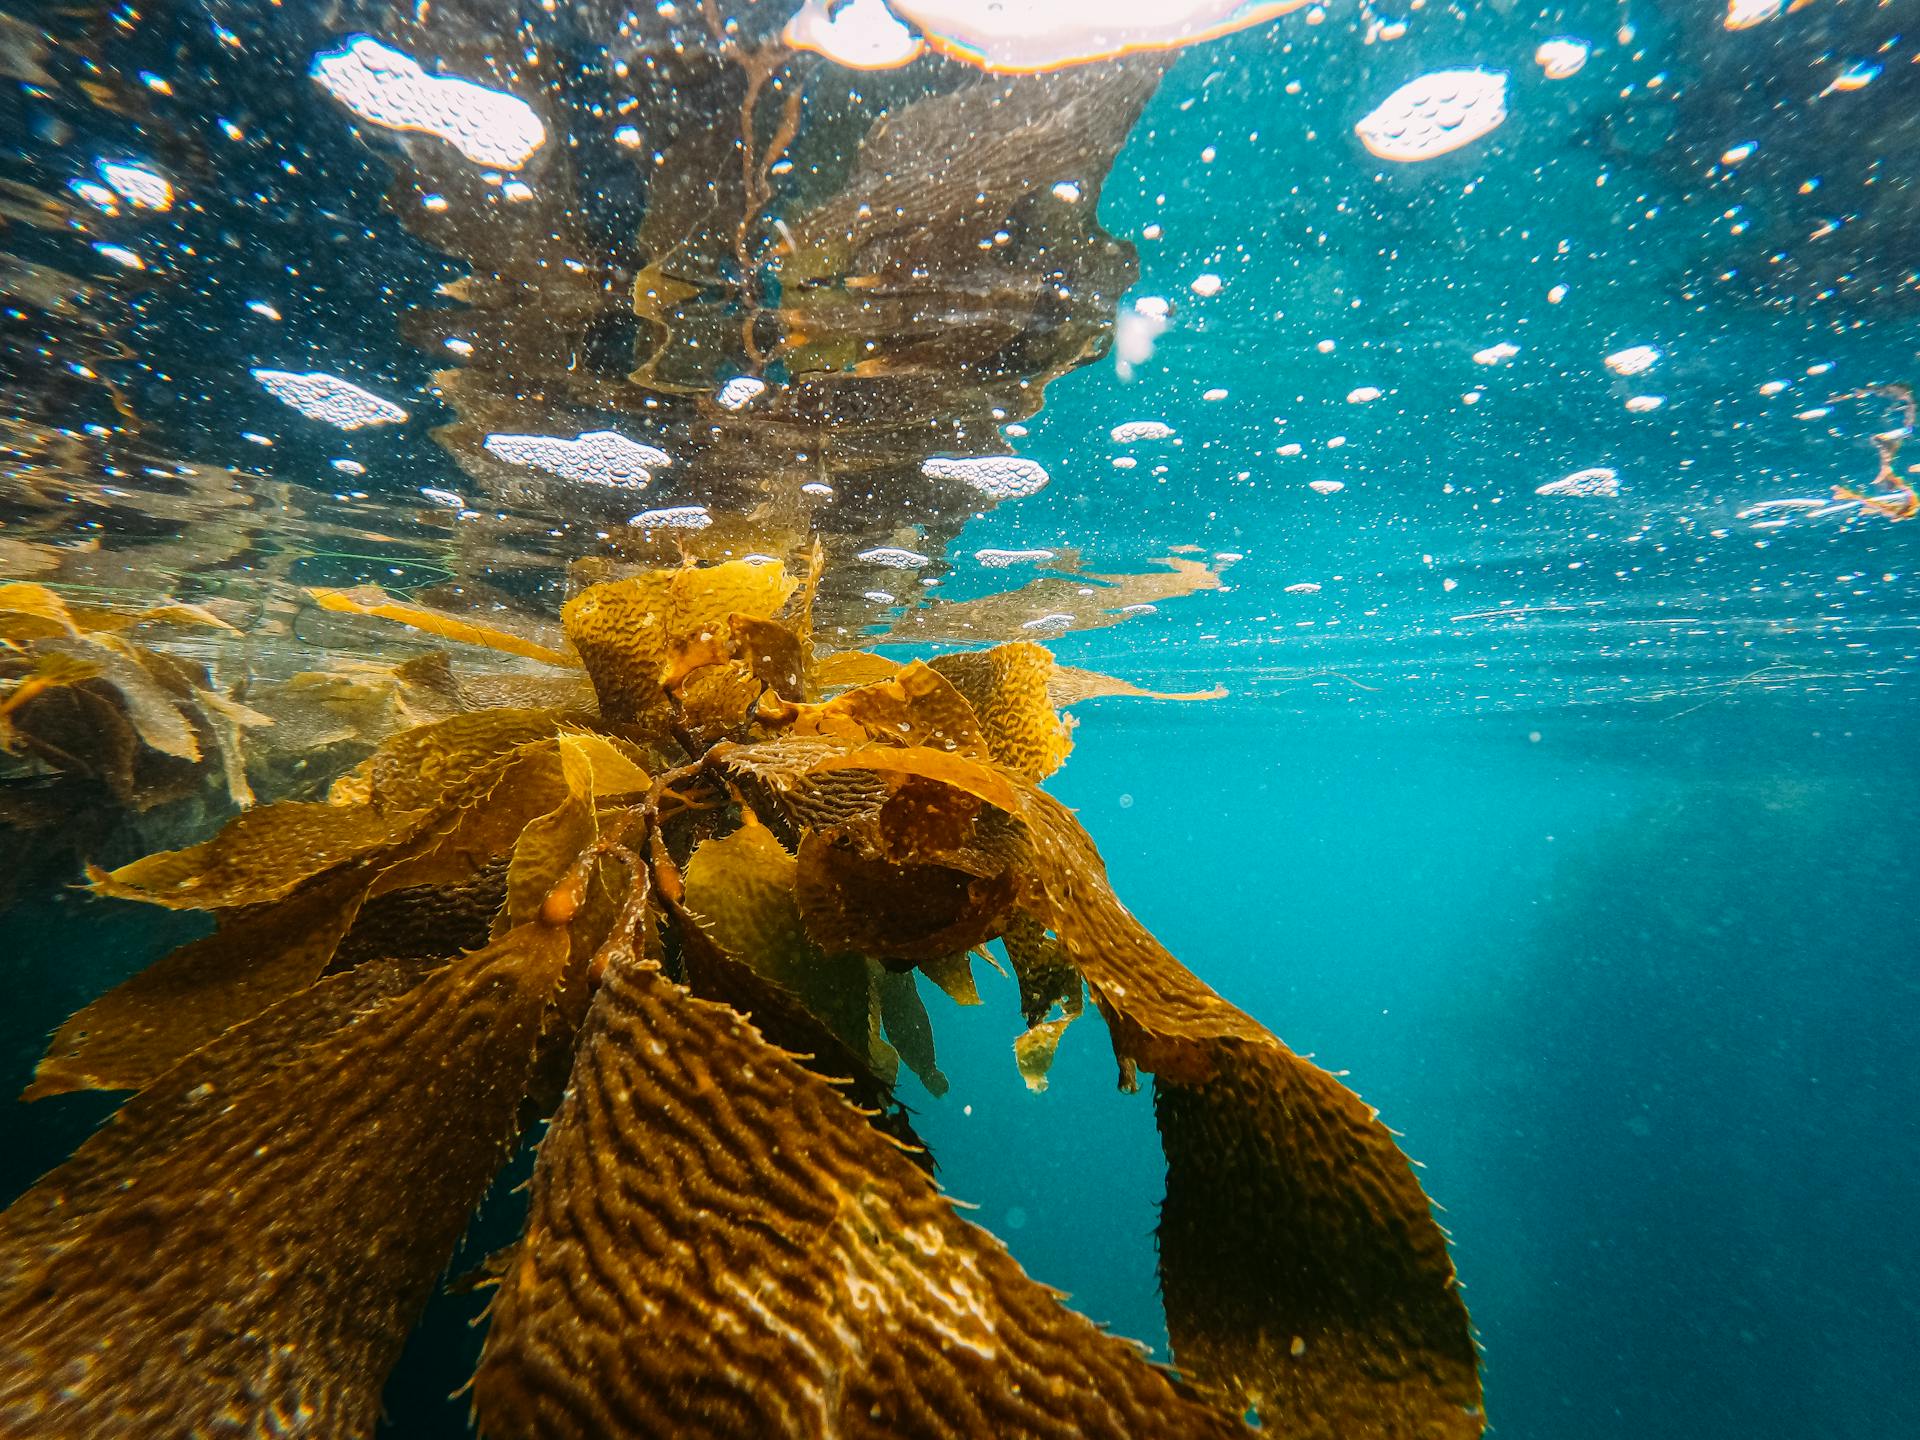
[5,1,1919,1436]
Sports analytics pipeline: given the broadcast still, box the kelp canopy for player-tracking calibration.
[3,3,1480,1437]
[0,556,1479,1439]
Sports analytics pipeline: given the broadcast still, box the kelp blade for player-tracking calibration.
[0,924,570,1438]
[1015,787,1483,1438]
[473,955,1248,1439]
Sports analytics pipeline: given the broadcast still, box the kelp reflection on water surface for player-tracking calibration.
[2,4,1479,1437]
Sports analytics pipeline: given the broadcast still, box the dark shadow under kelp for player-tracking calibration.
[0,556,1479,1438]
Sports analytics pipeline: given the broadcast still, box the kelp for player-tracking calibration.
[0,558,1482,1439]
[0,580,260,810]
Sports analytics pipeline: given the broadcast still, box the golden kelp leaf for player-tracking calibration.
[366,741,570,897]
[471,955,1250,1440]
[330,861,510,974]
[55,636,201,762]
[26,873,370,1099]
[1,679,140,802]
[65,599,240,634]
[795,832,1015,962]
[682,818,879,1069]
[880,554,1226,646]
[729,614,808,701]
[309,585,580,669]
[1013,787,1482,1438]
[797,743,1023,816]
[788,661,991,759]
[197,689,269,808]
[0,923,571,1436]
[502,780,596,931]
[0,581,79,643]
[928,643,1072,781]
[810,648,901,692]
[561,561,797,722]
[1048,665,1228,705]
[91,800,399,910]
[876,966,947,1097]
[1001,912,1081,1028]
[499,733,649,931]
[0,651,101,747]
[919,949,982,1006]
[361,708,572,816]
[1014,1015,1074,1093]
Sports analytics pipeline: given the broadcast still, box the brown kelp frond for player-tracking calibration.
[88,708,579,909]
[471,952,1248,1440]
[6,557,1480,1440]
[308,584,581,668]
[559,557,798,723]
[878,552,1227,646]
[0,923,573,1437]
[1047,664,1229,705]
[1014,788,1484,1438]
[682,814,892,1077]
[1,581,256,812]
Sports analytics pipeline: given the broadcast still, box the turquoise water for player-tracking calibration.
[4,1,1918,1436]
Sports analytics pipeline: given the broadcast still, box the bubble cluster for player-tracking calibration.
[311,37,545,169]
[973,548,1058,568]
[251,369,409,430]
[715,377,766,411]
[97,161,172,210]
[1534,38,1589,80]
[628,505,713,531]
[1604,345,1661,376]
[920,455,1050,498]
[1355,70,1509,163]
[857,546,931,569]
[1109,420,1175,443]
[1536,467,1621,498]
[483,430,670,489]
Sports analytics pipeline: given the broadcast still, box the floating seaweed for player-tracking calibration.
[0,557,1481,1439]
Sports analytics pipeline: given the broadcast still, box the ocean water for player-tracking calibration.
[3,2,1918,1437]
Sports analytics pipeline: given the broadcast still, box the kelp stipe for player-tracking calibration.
[0,559,1481,1439]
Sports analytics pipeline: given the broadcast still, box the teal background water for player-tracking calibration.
[6,1,1919,1435]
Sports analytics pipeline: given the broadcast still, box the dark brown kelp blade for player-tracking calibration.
[0,923,571,1438]
[472,954,1248,1440]
[1016,788,1485,1439]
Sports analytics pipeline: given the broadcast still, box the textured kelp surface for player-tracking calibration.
[0,558,1481,1439]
